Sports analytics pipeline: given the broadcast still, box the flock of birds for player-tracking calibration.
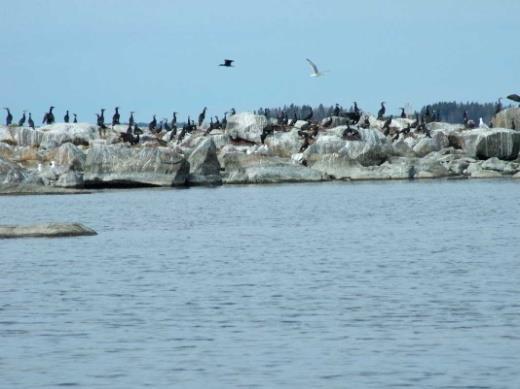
[2,57,519,147]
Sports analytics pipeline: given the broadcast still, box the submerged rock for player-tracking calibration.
[0,223,97,238]
[84,144,189,187]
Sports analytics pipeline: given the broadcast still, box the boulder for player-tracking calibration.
[55,171,84,188]
[465,162,503,178]
[461,128,520,160]
[187,138,222,185]
[412,132,449,157]
[0,126,45,147]
[84,144,189,187]
[0,223,96,239]
[493,108,520,129]
[481,157,519,174]
[45,142,86,170]
[264,129,303,157]
[221,152,327,184]
[226,113,268,143]
[39,123,100,149]
[0,157,27,185]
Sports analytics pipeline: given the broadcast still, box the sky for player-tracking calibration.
[1,0,519,123]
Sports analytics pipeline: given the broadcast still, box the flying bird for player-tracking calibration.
[306,58,326,77]
[219,59,234,67]
[507,94,520,103]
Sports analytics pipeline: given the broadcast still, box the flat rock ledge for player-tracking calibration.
[0,223,97,239]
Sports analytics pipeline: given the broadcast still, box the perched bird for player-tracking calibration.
[301,107,313,121]
[64,110,70,123]
[495,98,503,114]
[163,118,171,131]
[28,113,35,129]
[170,112,177,129]
[382,115,393,136]
[112,107,120,126]
[73,113,78,123]
[333,104,341,116]
[377,102,386,120]
[18,110,26,126]
[97,109,106,127]
[4,108,13,126]
[512,120,516,130]
[400,107,406,119]
[479,117,489,129]
[42,106,55,124]
[306,58,326,77]
[219,59,234,67]
[128,111,135,126]
[230,108,236,115]
[198,107,207,127]
[148,115,157,132]
[222,112,228,129]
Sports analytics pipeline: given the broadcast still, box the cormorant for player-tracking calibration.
[134,124,143,135]
[164,118,171,131]
[463,111,469,125]
[410,113,419,129]
[382,115,393,136]
[112,107,120,126]
[342,125,361,141]
[42,106,55,124]
[353,101,360,115]
[98,108,105,125]
[230,108,236,115]
[4,108,13,126]
[219,59,235,67]
[73,113,78,123]
[377,102,386,120]
[222,112,227,129]
[495,98,503,114]
[424,106,432,123]
[18,111,26,126]
[170,112,177,129]
[148,115,157,132]
[400,107,406,119]
[360,115,370,129]
[129,111,135,126]
[198,107,207,127]
[260,125,275,144]
[214,115,221,129]
[333,104,341,116]
[28,113,35,129]
[64,110,70,123]
[96,113,107,137]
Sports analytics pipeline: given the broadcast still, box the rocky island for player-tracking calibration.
[1,108,520,193]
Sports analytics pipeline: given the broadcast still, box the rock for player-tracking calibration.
[187,138,222,185]
[0,223,97,239]
[481,157,519,174]
[294,120,310,130]
[264,129,303,157]
[465,162,503,178]
[45,142,86,171]
[493,107,520,129]
[321,116,350,128]
[392,138,416,157]
[84,144,189,187]
[226,113,268,143]
[221,152,327,184]
[0,126,45,147]
[56,171,84,188]
[0,157,29,185]
[461,128,520,160]
[210,133,231,150]
[412,132,449,157]
[39,123,100,149]
[0,184,88,196]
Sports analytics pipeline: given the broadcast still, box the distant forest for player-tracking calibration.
[256,101,508,124]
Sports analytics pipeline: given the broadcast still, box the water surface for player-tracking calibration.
[1,180,520,388]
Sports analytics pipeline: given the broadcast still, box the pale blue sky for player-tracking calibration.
[1,0,519,123]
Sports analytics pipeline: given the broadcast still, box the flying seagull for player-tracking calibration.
[219,59,234,67]
[306,58,326,77]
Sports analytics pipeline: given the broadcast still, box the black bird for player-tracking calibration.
[410,113,419,129]
[198,107,207,127]
[382,115,393,136]
[18,110,26,126]
[512,120,516,130]
[495,98,503,114]
[97,109,106,127]
[42,106,55,124]
[64,110,70,123]
[360,115,370,129]
[463,110,469,125]
[400,107,406,119]
[4,107,13,126]
[377,102,386,120]
[222,112,228,129]
[214,115,221,129]
[134,124,143,135]
[170,112,177,129]
[128,111,135,126]
[149,115,157,132]
[333,103,341,116]
[164,118,171,131]
[230,108,236,115]
[507,94,520,105]
[73,113,78,123]
[219,59,234,67]
[260,125,275,144]
[28,113,35,129]
[112,107,120,126]
[353,101,360,115]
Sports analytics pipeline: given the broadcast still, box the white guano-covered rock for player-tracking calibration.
[461,128,520,160]
[226,113,268,143]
